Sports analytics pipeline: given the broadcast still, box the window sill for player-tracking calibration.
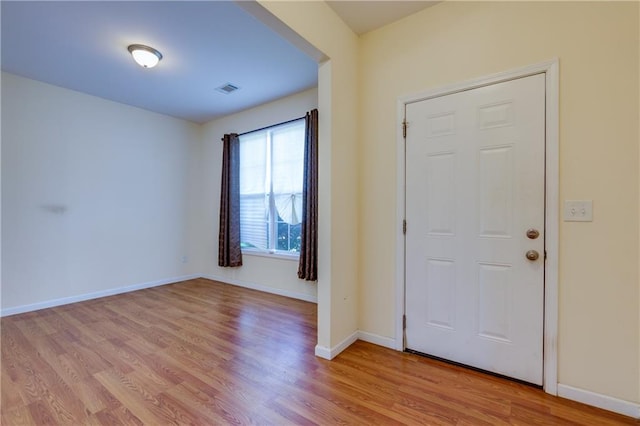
[242,249,299,262]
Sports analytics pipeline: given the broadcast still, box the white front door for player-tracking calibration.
[405,73,546,385]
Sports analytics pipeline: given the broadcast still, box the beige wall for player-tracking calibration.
[258,1,360,351]
[199,88,318,302]
[358,2,639,403]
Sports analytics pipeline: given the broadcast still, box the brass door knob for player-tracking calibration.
[526,250,539,261]
[526,229,540,239]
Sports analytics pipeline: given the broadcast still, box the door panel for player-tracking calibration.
[405,74,545,385]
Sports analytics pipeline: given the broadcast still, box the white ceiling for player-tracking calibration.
[1,1,437,124]
[327,1,439,35]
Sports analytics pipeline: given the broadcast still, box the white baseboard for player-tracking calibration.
[315,331,359,360]
[357,331,397,350]
[558,384,640,419]
[202,274,318,303]
[315,344,332,359]
[315,331,395,360]
[1,274,200,317]
[2,273,317,317]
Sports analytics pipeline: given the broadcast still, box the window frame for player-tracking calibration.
[238,117,305,259]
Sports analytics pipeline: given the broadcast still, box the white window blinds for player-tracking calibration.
[239,119,305,253]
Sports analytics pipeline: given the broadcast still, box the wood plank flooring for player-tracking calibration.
[1,278,637,425]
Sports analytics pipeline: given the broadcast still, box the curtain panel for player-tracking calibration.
[218,133,243,267]
[298,109,319,281]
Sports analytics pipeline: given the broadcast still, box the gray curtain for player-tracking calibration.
[298,109,318,281]
[218,133,242,267]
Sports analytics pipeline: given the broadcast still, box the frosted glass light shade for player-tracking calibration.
[127,44,162,68]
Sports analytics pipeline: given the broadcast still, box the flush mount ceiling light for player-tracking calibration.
[127,44,162,68]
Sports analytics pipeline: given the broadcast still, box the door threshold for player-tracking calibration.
[404,348,542,389]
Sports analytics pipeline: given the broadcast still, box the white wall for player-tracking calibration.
[1,72,203,312]
[1,73,318,315]
[199,88,318,302]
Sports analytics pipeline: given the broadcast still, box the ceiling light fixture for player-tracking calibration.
[127,44,162,69]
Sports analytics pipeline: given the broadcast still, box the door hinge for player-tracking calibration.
[403,315,406,330]
[544,250,547,260]
[403,220,407,235]
[402,120,408,138]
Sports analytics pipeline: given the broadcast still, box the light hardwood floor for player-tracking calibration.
[1,278,637,425]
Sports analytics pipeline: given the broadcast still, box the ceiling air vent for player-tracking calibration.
[215,83,240,95]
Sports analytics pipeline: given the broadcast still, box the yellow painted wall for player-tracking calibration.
[258,1,360,350]
[260,0,639,402]
[358,1,639,403]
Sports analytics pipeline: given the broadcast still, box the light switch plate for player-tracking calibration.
[563,200,593,222]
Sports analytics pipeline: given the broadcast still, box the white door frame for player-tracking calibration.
[395,59,559,395]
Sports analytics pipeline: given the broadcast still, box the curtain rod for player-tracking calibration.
[221,115,305,141]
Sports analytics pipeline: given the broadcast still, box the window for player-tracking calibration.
[239,119,305,255]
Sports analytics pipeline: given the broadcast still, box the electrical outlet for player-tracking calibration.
[563,200,593,222]
[181,256,188,264]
